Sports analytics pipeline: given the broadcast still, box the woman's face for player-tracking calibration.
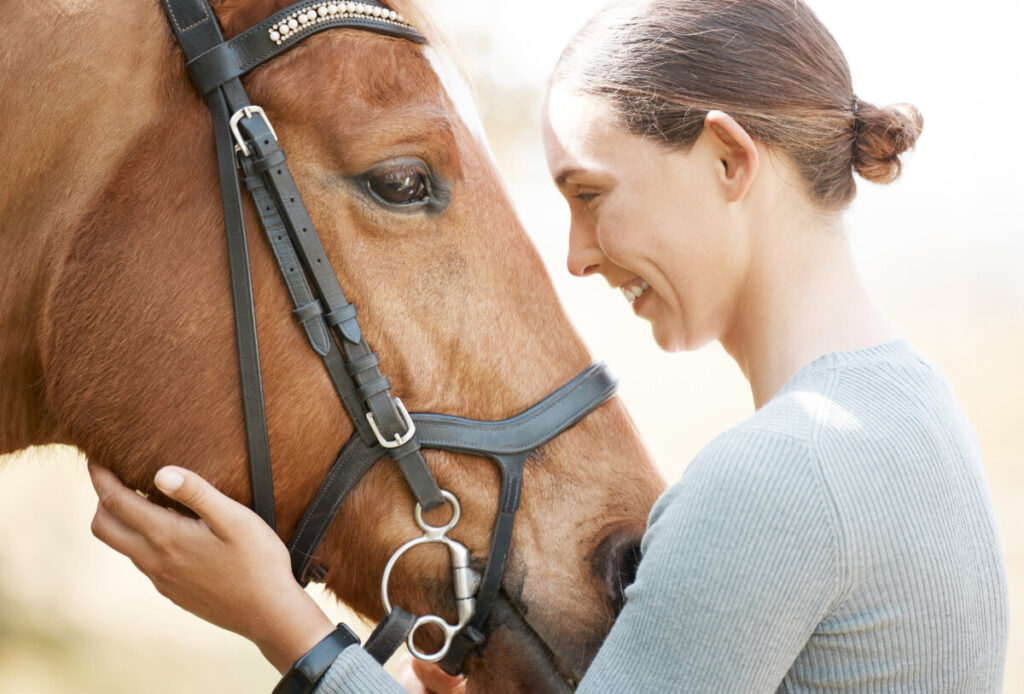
[541,87,751,352]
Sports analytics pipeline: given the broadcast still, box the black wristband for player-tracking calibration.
[273,623,360,694]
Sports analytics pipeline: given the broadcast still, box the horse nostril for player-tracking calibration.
[593,528,644,617]
[611,540,642,614]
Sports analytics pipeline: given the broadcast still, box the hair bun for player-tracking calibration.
[852,100,924,184]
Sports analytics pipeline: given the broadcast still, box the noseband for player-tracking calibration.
[160,0,618,674]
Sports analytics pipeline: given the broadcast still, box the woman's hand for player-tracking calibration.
[87,462,334,673]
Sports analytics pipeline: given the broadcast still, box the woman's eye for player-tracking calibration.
[367,165,429,204]
[573,191,599,203]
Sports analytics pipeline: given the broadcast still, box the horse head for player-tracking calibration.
[0,1,665,690]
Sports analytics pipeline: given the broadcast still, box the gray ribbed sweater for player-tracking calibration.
[316,340,1008,693]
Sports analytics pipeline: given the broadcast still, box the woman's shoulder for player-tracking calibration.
[641,422,843,600]
[742,338,969,450]
[647,422,826,542]
[646,338,974,550]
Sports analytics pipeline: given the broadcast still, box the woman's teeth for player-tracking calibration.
[621,279,650,304]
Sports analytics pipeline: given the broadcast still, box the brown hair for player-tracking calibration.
[552,0,923,209]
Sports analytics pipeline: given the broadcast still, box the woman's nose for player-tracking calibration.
[566,217,602,277]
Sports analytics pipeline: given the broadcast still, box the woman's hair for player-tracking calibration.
[551,0,923,209]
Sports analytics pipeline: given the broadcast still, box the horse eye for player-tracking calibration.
[367,165,429,204]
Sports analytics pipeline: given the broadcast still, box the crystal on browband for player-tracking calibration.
[269,2,412,45]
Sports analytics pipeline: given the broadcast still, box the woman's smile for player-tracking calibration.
[619,277,652,312]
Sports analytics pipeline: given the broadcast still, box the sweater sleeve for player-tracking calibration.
[576,427,844,694]
[315,645,406,694]
[314,428,845,694]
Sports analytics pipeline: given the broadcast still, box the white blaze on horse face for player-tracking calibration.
[423,47,499,166]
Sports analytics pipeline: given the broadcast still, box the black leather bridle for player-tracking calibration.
[160,0,618,674]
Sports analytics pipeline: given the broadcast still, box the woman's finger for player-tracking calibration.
[410,658,467,694]
[88,461,179,537]
[397,654,427,693]
[152,465,253,539]
[90,499,154,564]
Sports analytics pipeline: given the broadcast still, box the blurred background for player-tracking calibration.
[2,0,1021,691]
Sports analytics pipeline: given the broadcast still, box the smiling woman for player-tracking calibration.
[543,92,757,354]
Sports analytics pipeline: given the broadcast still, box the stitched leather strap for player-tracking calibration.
[241,162,331,356]
[237,114,443,512]
[240,154,378,444]
[364,607,416,665]
[438,461,521,674]
[287,435,381,583]
[162,0,278,529]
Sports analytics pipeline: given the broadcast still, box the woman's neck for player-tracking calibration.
[720,211,897,410]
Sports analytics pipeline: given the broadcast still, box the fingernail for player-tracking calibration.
[155,468,185,493]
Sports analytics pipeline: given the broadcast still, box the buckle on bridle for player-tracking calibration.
[229,105,277,158]
[366,397,416,449]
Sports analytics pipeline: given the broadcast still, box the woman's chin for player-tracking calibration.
[650,321,687,352]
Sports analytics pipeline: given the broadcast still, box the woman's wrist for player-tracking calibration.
[253,585,337,674]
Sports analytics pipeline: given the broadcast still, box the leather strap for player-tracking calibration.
[186,1,424,95]
[287,435,382,583]
[162,0,277,529]
[240,153,377,445]
[287,363,616,584]
[238,113,443,512]
[363,607,416,665]
[272,623,360,694]
[241,162,331,356]
[411,363,618,456]
[438,459,521,674]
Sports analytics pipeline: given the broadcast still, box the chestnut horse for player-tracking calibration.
[0,0,664,690]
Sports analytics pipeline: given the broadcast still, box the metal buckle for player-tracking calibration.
[366,397,416,449]
[229,105,277,158]
[381,491,480,663]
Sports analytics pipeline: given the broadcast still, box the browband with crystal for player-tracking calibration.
[184,0,424,96]
[269,2,412,44]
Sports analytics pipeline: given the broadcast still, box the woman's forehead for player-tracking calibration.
[543,88,624,180]
[543,87,672,186]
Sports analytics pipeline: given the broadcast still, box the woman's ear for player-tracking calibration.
[703,110,759,203]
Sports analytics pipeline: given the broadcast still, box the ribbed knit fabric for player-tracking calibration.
[316,339,1009,693]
